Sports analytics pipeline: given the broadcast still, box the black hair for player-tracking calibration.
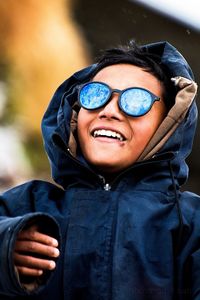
[91,40,176,109]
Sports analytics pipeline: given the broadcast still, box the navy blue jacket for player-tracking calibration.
[0,41,200,300]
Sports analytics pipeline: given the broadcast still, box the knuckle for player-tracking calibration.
[17,266,25,274]
[27,241,36,252]
[29,230,37,240]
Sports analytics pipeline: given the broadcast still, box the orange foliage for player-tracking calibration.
[0,0,90,132]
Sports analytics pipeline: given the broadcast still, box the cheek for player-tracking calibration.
[129,114,161,147]
[132,103,166,135]
[77,109,87,135]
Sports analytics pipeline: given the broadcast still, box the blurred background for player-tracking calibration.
[0,0,199,193]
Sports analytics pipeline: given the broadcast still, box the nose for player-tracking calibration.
[98,93,123,120]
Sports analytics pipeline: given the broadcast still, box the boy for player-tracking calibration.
[0,40,199,300]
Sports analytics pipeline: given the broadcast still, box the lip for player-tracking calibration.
[91,126,126,141]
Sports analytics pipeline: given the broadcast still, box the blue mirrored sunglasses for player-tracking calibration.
[78,81,160,117]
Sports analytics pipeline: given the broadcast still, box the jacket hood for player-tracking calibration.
[41,41,198,189]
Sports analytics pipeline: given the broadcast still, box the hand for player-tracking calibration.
[14,224,60,277]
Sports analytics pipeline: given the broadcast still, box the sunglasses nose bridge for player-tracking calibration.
[111,88,121,95]
[98,88,123,118]
[109,88,121,101]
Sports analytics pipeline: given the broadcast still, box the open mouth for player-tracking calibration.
[92,129,125,141]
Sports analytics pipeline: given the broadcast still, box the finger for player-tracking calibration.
[16,266,44,277]
[15,240,60,258]
[18,226,58,247]
[14,253,56,271]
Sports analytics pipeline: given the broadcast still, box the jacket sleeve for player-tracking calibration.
[0,183,61,297]
[180,193,200,299]
[189,248,200,299]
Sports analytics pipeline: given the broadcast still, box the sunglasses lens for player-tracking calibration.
[79,82,110,109]
[120,88,155,116]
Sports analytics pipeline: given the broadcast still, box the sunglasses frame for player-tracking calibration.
[78,81,160,117]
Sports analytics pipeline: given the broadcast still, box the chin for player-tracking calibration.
[86,154,134,174]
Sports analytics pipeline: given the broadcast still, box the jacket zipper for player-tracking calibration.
[98,175,111,191]
[104,183,111,191]
[66,149,112,190]
[67,148,175,191]
[99,151,176,191]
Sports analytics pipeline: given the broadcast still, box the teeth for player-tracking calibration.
[93,129,124,141]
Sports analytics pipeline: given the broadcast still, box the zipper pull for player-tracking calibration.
[98,175,111,191]
[104,183,111,191]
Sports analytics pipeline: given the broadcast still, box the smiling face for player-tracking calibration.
[77,64,167,173]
